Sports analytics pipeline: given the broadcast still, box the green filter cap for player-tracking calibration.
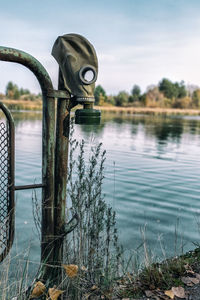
[75,108,101,125]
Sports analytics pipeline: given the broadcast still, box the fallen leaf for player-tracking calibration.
[63,264,78,278]
[171,286,185,299]
[190,277,199,284]
[181,276,199,286]
[48,287,64,300]
[181,276,193,286]
[164,290,174,299]
[31,281,46,298]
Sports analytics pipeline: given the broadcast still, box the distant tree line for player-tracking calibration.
[0,81,41,101]
[94,79,200,109]
[2,79,200,109]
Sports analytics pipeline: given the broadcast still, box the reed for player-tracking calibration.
[0,245,37,300]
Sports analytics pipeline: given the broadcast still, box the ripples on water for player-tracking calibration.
[2,111,200,276]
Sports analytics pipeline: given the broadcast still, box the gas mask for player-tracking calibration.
[52,33,100,124]
[52,33,98,104]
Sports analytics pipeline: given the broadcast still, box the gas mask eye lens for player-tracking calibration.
[79,65,97,85]
[84,70,95,82]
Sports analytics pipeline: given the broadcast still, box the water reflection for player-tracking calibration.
[3,111,200,148]
[11,110,42,123]
[1,110,200,275]
[77,123,105,140]
[154,119,183,144]
[78,113,200,258]
[100,113,200,147]
[188,120,199,134]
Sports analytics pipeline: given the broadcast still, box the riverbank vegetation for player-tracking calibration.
[95,79,200,109]
[0,81,41,102]
[1,79,200,113]
[0,81,42,110]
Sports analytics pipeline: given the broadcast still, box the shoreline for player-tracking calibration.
[95,105,200,115]
[1,99,200,115]
[0,99,42,111]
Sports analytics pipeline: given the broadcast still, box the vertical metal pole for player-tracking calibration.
[54,70,70,282]
[41,92,56,281]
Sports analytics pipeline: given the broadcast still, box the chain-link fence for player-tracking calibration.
[0,105,15,262]
[0,120,10,261]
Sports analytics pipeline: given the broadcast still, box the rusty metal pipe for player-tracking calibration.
[0,47,53,93]
[53,70,70,283]
[14,183,45,190]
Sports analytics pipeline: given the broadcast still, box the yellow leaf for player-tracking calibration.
[164,290,174,299]
[48,287,64,300]
[31,281,46,298]
[63,264,78,278]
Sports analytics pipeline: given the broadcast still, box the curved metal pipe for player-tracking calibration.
[0,46,56,281]
[0,46,53,92]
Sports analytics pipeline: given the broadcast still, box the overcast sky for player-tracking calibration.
[0,0,200,95]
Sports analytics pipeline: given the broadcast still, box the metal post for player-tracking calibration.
[0,47,56,281]
[53,70,70,282]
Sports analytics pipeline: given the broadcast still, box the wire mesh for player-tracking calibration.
[0,102,15,263]
[0,120,10,260]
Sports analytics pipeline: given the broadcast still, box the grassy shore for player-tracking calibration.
[1,99,200,115]
[95,105,200,116]
[1,99,42,110]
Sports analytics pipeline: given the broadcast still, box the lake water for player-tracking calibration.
[2,110,200,276]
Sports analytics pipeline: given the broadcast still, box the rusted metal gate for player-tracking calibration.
[0,34,100,285]
[0,46,57,283]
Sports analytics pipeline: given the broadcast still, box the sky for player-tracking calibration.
[1,0,200,95]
